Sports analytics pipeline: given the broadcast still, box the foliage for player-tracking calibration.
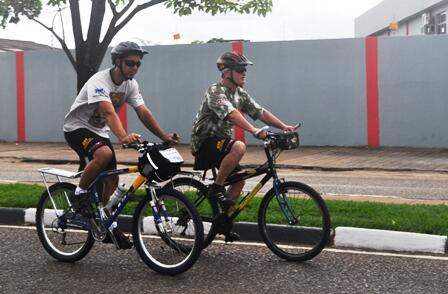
[0,0,272,91]
[191,37,226,44]
[166,0,272,16]
[0,0,42,28]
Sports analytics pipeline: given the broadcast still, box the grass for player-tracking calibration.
[2,183,448,236]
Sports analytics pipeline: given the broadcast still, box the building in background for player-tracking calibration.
[0,38,53,52]
[355,0,448,37]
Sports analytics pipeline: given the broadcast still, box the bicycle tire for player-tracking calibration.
[164,177,218,248]
[258,181,331,262]
[132,187,204,275]
[36,182,94,262]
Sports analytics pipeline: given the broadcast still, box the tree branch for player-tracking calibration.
[115,0,136,21]
[68,0,84,49]
[115,0,166,33]
[86,0,105,45]
[107,0,118,16]
[30,18,77,71]
[102,0,165,49]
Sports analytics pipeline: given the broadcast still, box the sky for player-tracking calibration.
[0,0,384,48]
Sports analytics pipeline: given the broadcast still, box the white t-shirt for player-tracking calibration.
[63,68,145,138]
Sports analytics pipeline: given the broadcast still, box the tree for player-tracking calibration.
[1,0,272,92]
[191,38,226,44]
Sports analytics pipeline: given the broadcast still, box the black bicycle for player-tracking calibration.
[36,141,203,275]
[166,128,331,262]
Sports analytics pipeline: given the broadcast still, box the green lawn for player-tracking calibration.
[1,183,448,235]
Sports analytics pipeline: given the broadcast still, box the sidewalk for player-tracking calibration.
[2,141,448,172]
[1,142,448,254]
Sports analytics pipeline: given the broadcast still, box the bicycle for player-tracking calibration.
[165,127,331,262]
[35,141,204,276]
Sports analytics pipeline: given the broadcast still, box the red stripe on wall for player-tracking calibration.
[232,41,246,143]
[365,37,380,147]
[16,51,26,143]
[118,104,128,133]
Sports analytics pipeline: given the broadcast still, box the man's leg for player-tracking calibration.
[227,180,245,201]
[102,175,119,204]
[208,140,246,209]
[78,145,113,190]
[214,141,246,185]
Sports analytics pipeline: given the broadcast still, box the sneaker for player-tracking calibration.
[103,228,133,250]
[208,185,234,211]
[71,192,94,218]
[224,231,240,243]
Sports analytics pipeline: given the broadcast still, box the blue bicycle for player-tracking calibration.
[35,141,204,275]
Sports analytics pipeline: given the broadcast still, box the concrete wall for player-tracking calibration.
[0,52,16,141]
[244,39,366,146]
[2,36,448,148]
[379,35,448,147]
[25,50,76,141]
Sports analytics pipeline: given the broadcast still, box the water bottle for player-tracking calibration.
[105,183,127,212]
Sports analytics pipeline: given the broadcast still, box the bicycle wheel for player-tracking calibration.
[36,182,94,262]
[132,187,204,275]
[164,177,218,248]
[258,181,331,262]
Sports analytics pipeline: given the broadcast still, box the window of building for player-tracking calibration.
[422,12,435,34]
[437,11,446,34]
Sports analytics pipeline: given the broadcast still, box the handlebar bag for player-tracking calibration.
[138,145,184,182]
[276,132,300,150]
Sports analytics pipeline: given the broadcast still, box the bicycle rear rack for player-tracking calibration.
[37,167,83,196]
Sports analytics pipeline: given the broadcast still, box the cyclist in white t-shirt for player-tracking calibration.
[63,41,179,248]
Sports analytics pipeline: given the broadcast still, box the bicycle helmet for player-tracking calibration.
[111,41,148,64]
[216,51,253,71]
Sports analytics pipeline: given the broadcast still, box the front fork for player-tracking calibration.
[146,185,173,234]
[273,178,298,225]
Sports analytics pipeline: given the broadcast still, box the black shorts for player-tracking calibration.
[194,136,241,171]
[64,128,117,172]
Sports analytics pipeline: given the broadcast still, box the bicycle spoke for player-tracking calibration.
[36,183,94,262]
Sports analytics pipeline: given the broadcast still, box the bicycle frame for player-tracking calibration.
[194,140,296,221]
[87,166,144,229]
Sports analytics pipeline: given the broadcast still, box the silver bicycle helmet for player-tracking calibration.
[111,41,148,64]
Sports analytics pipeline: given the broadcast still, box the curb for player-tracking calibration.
[16,157,448,174]
[1,208,447,254]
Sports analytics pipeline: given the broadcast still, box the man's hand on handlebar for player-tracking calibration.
[119,133,141,144]
[163,133,180,145]
[282,123,301,132]
[253,127,268,140]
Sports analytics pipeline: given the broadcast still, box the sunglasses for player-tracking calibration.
[233,67,247,74]
[124,59,141,68]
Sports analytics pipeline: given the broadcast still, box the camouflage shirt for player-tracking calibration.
[190,82,265,155]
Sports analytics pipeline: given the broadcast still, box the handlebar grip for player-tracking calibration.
[122,143,139,149]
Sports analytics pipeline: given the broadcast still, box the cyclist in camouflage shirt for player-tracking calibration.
[191,52,295,239]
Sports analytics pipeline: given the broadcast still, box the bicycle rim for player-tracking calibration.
[258,181,331,262]
[36,183,94,262]
[133,188,204,275]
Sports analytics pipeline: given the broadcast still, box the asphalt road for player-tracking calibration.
[2,226,448,293]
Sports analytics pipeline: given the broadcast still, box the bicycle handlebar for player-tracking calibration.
[254,122,302,140]
[122,141,171,153]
